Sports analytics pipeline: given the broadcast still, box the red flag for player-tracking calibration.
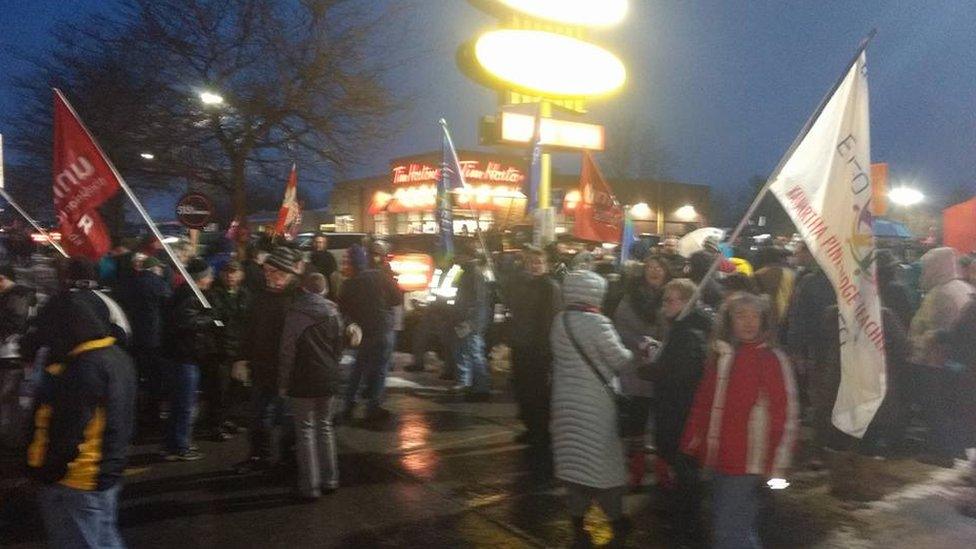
[273,163,300,237]
[573,152,622,243]
[53,89,121,259]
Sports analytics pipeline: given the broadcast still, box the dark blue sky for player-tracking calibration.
[2,0,975,218]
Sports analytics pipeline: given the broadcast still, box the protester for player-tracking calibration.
[162,258,218,461]
[639,278,712,544]
[753,246,795,332]
[876,249,916,331]
[909,246,975,466]
[658,236,687,278]
[686,249,724,311]
[22,258,132,364]
[507,247,561,447]
[128,256,173,426]
[959,253,976,288]
[278,273,346,501]
[681,292,799,549]
[0,264,36,448]
[612,254,671,487]
[338,244,400,420]
[551,270,634,548]
[234,245,303,474]
[786,241,835,440]
[452,247,493,402]
[209,260,251,439]
[26,296,136,548]
[309,233,338,282]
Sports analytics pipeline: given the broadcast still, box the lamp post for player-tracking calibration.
[199,91,224,105]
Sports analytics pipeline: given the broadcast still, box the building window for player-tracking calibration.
[371,213,387,235]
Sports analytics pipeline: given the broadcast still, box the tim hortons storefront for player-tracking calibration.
[328,151,529,235]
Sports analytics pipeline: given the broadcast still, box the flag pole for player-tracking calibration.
[53,89,211,309]
[678,29,877,319]
[0,135,69,257]
[438,118,496,278]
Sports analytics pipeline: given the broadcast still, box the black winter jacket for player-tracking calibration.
[278,291,344,398]
[128,270,172,349]
[644,307,713,460]
[507,273,561,351]
[241,286,296,387]
[338,269,398,338]
[165,285,217,364]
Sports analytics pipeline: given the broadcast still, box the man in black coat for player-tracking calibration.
[308,233,338,281]
[209,260,251,438]
[162,258,217,461]
[507,247,560,446]
[127,256,172,424]
[234,246,303,473]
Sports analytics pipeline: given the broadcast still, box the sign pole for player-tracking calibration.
[54,89,211,308]
[0,134,69,258]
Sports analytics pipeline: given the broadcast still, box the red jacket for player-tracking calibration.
[680,340,799,478]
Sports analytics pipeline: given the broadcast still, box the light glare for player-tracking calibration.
[474,30,626,97]
[139,152,155,160]
[888,187,924,206]
[199,91,224,105]
[630,202,652,219]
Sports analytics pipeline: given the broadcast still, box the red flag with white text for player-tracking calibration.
[273,163,300,237]
[573,152,622,243]
[53,89,121,259]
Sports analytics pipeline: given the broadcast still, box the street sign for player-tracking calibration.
[175,192,214,229]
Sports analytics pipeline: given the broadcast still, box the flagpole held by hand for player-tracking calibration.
[53,89,212,309]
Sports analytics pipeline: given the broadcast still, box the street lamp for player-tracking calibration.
[199,91,224,105]
[675,204,698,221]
[139,152,155,160]
[630,202,652,219]
[888,187,924,207]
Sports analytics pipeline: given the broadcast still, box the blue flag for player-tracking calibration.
[436,132,457,265]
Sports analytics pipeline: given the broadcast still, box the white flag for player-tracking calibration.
[769,52,885,437]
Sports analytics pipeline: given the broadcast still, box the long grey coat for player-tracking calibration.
[550,271,633,489]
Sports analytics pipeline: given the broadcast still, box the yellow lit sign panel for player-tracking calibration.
[500,112,605,150]
[473,30,626,97]
[495,0,628,27]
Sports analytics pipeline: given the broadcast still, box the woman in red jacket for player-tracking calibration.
[681,292,799,548]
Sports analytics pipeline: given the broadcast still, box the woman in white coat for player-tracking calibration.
[551,270,634,547]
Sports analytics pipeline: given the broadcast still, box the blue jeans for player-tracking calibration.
[250,385,293,462]
[711,473,763,549]
[39,482,124,548]
[455,333,490,393]
[166,363,199,453]
[345,333,393,413]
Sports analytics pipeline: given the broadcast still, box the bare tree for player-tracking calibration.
[11,0,404,220]
[597,116,670,181]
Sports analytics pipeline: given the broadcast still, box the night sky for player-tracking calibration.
[2,0,975,221]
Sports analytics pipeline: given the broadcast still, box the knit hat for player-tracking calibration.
[346,244,368,274]
[186,258,213,281]
[265,245,304,275]
[142,256,162,270]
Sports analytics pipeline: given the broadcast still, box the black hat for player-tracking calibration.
[186,258,213,281]
[265,246,304,275]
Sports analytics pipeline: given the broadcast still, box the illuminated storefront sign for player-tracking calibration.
[499,111,605,151]
[372,152,528,214]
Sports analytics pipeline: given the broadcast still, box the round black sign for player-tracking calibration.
[175,192,214,229]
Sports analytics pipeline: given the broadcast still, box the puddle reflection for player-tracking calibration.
[398,413,439,479]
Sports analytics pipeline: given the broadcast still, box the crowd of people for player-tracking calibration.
[2,228,976,548]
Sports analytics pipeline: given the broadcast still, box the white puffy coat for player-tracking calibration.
[550,271,633,489]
